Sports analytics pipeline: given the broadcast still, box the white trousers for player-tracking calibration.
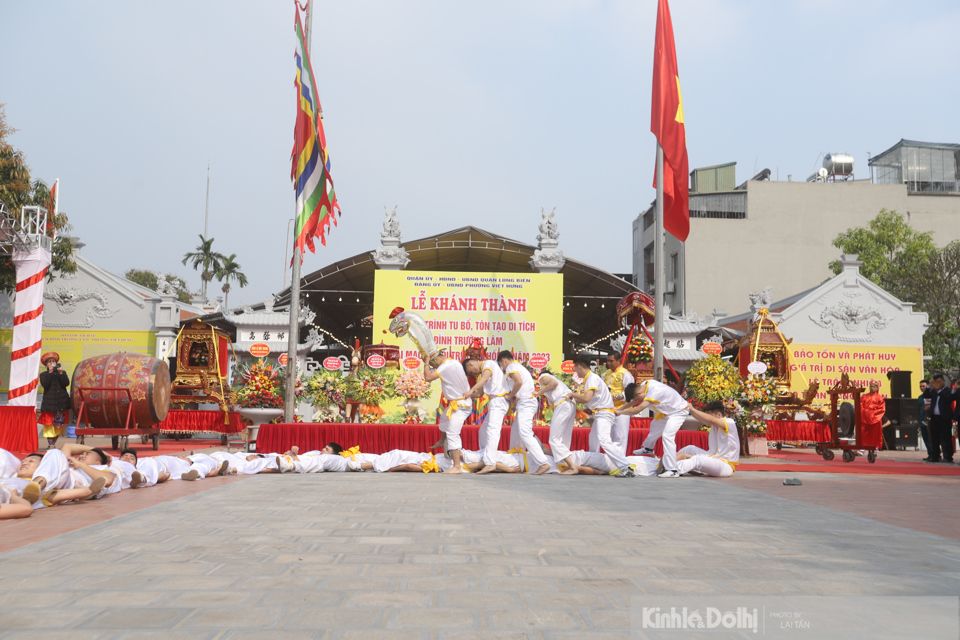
[112,460,138,489]
[135,457,161,487]
[641,412,687,472]
[439,406,472,452]
[677,455,734,477]
[33,449,74,491]
[679,444,709,457]
[373,450,429,472]
[0,448,20,478]
[548,401,576,462]
[591,412,630,472]
[479,397,509,466]
[155,456,192,479]
[185,454,220,478]
[509,399,546,468]
[610,414,632,457]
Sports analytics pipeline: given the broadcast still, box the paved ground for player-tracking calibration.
[2,469,960,639]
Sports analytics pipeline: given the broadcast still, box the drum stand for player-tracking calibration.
[74,386,160,451]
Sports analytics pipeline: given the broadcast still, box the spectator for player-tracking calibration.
[922,375,955,464]
[38,352,71,450]
[918,380,932,461]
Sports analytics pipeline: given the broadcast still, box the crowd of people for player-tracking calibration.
[0,351,743,520]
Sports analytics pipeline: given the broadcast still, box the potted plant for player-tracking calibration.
[738,374,778,456]
[392,369,432,423]
[232,359,285,449]
[304,370,347,422]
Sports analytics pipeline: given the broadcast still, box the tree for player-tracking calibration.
[181,235,225,301]
[124,269,192,303]
[215,253,248,310]
[0,104,76,293]
[830,209,936,292]
[831,211,959,377]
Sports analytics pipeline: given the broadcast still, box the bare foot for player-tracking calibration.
[560,468,579,475]
[532,464,550,476]
[442,467,463,474]
[476,465,496,475]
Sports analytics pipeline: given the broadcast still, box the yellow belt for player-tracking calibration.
[507,446,528,473]
[654,411,665,420]
[421,454,439,473]
[445,400,466,418]
[594,408,615,414]
[546,398,567,410]
[340,446,361,461]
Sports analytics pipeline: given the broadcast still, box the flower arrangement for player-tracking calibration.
[685,355,743,403]
[393,369,433,401]
[740,374,778,406]
[232,359,284,409]
[347,367,392,406]
[625,335,653,365]
[305,370,348,407]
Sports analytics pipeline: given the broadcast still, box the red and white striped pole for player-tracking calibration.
[8,246,52,406]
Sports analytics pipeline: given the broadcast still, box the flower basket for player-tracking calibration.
[625,335,653,365]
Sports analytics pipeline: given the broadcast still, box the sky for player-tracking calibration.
[2,0,958,306]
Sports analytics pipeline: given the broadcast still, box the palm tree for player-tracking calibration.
[181,235,225,301]
[215,253,248,310]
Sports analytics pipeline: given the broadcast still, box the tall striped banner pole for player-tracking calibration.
[8,247,52,406]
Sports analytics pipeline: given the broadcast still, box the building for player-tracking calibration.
[634,140,960,318]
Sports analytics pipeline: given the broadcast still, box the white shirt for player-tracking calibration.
[437,358,470,401]
[505,362,535,401]
[636,379,689,416]
[583,372,614,411]
[539,373,572,407]
[480,361,509,397]
[707,417,741,463]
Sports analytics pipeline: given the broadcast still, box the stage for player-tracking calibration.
[255,418,710,458]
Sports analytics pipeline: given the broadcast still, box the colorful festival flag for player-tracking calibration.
[650,0,689,242]
[291,3,340,259]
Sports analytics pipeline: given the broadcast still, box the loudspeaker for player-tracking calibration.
[882,398,920,450]
[886,370,913,399]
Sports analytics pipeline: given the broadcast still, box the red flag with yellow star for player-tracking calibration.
[650,0,689,242]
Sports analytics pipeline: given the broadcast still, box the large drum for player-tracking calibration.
[71,353,172,430]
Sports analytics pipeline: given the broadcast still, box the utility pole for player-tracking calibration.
[283,3,312,423]
[204,162,210,239]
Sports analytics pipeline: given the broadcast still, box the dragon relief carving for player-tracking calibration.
[809,300,892,343]
[43,284,120,328]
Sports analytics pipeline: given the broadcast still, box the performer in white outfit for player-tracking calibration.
[275,443,351,473]
[424,353,472,474]
[117,449,146,488]
[535,372,578,474]
[675,401,740,478]
[370,449,434,472]
[499,351,549,475]
[154,455,192,480]
[568,355,635,477]
[134,456,168,487]
[461,358,511,474]
[617,378,691,478]
[603,352,635,456]
[548,450,659,477]
[181,453,229,480]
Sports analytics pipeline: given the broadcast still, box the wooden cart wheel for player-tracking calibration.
[775,442,782,450]
[842,450,855,463]
[867,450,876,463]
[140,434,149,444]
[822,448,834,461]
[77,435,85,445]
[221,435,228,446]
[152,434,159,450]
[120,436,128,450]
[111,436,119,450]
[815,445,823,455]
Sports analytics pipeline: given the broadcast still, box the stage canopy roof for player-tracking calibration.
[269,226,639,357]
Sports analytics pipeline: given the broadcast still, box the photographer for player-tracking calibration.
[38,352,71,449]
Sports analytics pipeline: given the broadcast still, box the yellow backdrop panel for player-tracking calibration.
[787,343,925,402]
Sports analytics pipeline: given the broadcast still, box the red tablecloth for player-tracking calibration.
[765,420,831,443]
[0,406,39,453]
[256,421,707,458]
[156,410,245,434]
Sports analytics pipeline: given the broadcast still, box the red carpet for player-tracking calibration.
[742,452,960,476]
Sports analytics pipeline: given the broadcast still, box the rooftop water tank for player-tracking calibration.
[823,153,854,176]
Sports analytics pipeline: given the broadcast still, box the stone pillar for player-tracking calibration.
[530,207,565,274]
[372,206,410,270]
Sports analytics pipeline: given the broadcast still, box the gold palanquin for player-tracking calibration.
[170,320,237,413]
[737,309,792,391]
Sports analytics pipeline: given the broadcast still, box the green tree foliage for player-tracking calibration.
[0,104,76,293]
[181,234,225,301]
[215,253,248,310]
[831,210,959,377]
[124,269,193,303]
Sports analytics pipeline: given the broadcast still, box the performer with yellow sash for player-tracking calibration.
[499,351,550,476]
[424,353,472,474]
[674,401,739,477]
[617,378,691,478]
[462,358,511,474]
[602,352,635,456]
[568,355,635,478]
[535,371,578,475]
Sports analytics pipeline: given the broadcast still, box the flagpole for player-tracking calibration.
[653,143,665,382]
[283,1,312,424]
[53,178,59,216]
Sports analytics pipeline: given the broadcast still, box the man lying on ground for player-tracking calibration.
[153,453,229,481]
[549,450,657,477]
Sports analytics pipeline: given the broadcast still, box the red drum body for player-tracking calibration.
[71,353,172,429]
